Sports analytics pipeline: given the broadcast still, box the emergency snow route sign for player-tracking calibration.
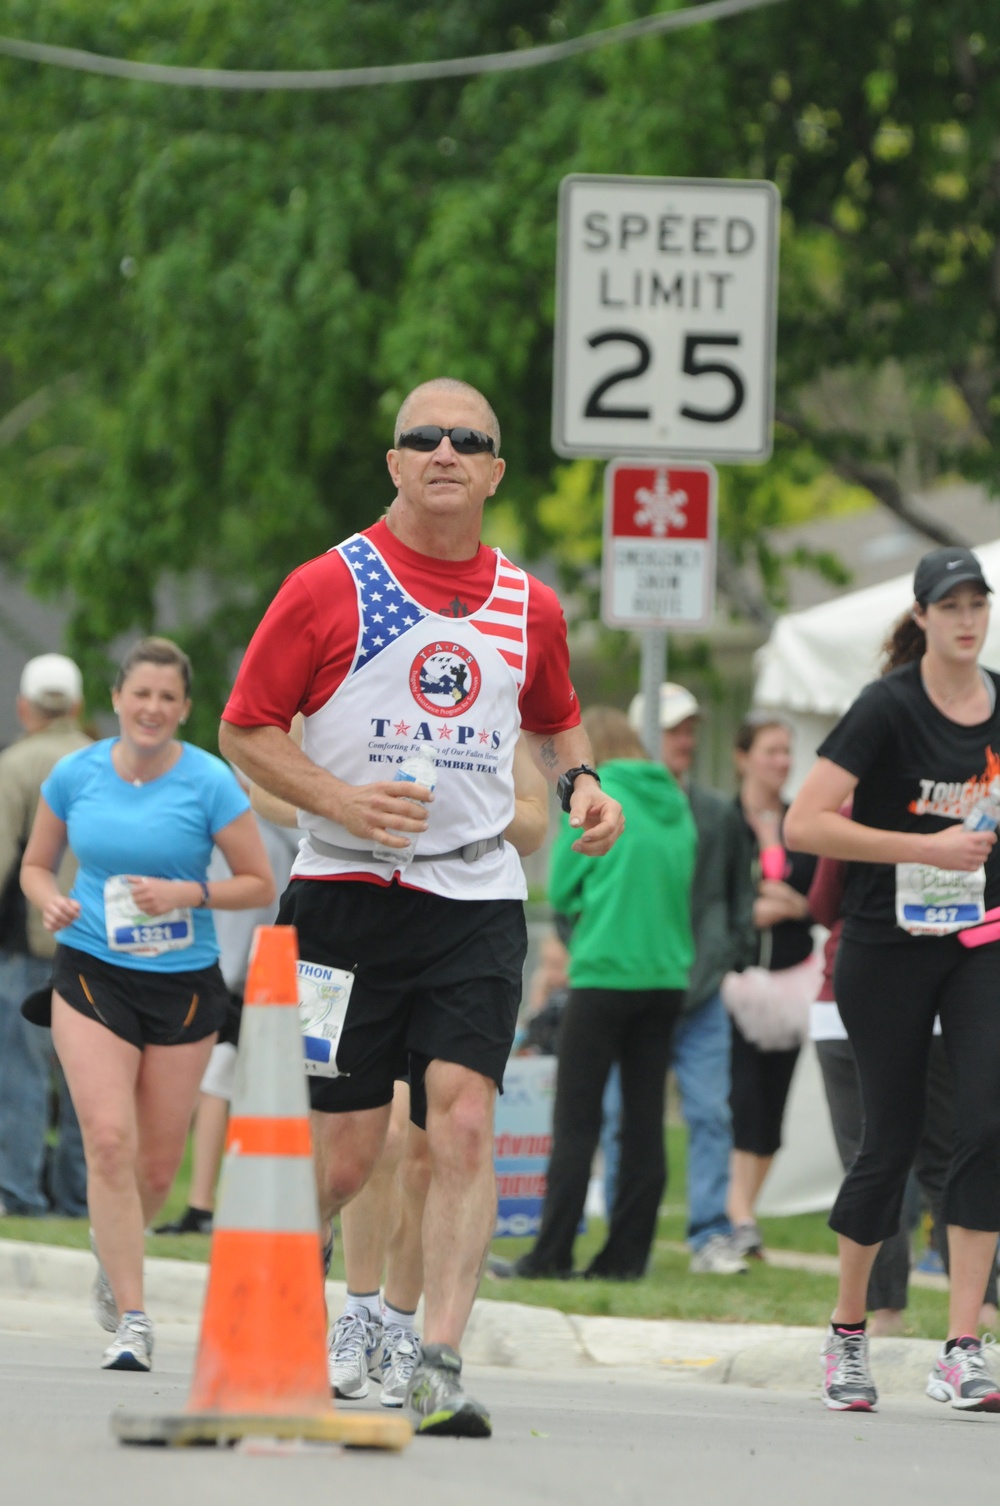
[553,175,779,462]
[602,461,717,630]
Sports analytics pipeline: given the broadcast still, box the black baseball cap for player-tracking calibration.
[914,547,992,606]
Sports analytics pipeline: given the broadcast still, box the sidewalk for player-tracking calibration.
[0,1237,942,1398]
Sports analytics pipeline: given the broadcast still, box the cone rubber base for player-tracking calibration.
[112,1410,412,1450]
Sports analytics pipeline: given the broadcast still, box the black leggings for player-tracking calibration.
[523,987,682,1279]
[831,935,1000,1246]
[818,1035,999,1309]
[729,1021,799,1157]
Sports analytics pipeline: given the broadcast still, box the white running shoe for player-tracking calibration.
[328,1311,383,1399]
[926,1336,1000,1411]
[729,1220,765,1260]
[101,1312,154,1372]
[377,1327,422,1408]
[89,1228,118,1334]
[821,1325,878,1412]
[689,1234,749,1276]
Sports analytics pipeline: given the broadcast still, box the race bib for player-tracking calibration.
[298,959,354,1078]
[895,862,986,936]
[104,874,194,957]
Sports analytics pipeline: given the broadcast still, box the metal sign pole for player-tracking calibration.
[640,629,667,761]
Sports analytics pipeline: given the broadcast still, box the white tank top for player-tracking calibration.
[292,533,530,901]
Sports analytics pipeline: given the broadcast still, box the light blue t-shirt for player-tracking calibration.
[42,739,250,972]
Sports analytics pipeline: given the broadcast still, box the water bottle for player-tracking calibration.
[963,780,1000,833]
[371,744,438,868]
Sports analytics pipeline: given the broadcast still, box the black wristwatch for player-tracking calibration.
[557,763,601,813]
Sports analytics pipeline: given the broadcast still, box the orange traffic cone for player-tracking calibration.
[113,925,410,1450]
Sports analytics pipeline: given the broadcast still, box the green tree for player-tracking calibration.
[0,1,997,740]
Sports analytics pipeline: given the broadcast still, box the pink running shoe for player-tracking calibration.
[822,1326,878,1411]
[926,1336,1000,1411]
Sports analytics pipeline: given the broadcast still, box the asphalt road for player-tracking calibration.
[3,1305,998,1506]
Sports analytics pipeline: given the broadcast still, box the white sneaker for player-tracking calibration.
[689,1234,749,1276]
[89,1228,119,1334]
[328,1311,383,1399]
[729,1220,765,1260]
[101,1312,154,1372]
[821,1325,878,1412]
[377,1327,422,1407]
[926,1336,1000,1411]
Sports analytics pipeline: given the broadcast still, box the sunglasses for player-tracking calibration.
[397,425,496,456]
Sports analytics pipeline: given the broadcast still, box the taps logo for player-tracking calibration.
[409,642,482,717]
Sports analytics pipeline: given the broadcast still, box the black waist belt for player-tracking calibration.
[307,833,505,865]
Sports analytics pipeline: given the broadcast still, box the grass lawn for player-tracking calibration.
[481,1127,951,1339]
[0,1126,953,1340]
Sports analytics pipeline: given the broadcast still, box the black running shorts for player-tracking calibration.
[277,878,526,1123]
[52,943,228,1050]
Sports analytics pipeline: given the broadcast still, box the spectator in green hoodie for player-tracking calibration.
[502,706,697,1280]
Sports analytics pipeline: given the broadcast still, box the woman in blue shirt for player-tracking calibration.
[21,637,274,1373]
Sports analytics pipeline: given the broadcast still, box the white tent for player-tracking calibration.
[752,539,1000,1216]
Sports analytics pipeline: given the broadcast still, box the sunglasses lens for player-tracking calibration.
[449,427,493,454]
[399,426,444,451]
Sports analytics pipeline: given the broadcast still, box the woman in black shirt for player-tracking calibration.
[728,715,816,1261]
[786,547,1000,1416]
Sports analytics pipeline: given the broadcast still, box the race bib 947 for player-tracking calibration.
[895,862,986,937]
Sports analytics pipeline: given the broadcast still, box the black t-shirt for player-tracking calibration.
[817,659,1000,943]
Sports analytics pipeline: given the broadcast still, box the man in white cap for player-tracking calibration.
[606,683,756,1273]
[0,654,90,1216]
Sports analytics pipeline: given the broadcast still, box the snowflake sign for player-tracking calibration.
[602,460,717,629]
[633,470,689,537]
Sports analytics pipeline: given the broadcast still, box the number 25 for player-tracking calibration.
[583,331,745,424]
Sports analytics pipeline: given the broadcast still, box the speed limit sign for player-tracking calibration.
[552,175,779,462]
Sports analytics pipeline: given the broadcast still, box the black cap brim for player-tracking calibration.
[923,572,992,605]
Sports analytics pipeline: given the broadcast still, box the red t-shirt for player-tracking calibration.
[224,519,580,735]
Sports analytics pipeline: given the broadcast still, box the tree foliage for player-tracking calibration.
[0,1,997,737]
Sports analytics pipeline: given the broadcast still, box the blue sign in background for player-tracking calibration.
[493,1055,557,1239]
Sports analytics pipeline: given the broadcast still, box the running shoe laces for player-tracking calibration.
[331,1311,377,1363]
[836,1334,872,1386]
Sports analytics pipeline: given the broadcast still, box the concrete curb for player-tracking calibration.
[0,1239,943,1396]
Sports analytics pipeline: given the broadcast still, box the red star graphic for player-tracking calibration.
[394,719,411,736]
[478,729,490,744]
[437,724,453,740]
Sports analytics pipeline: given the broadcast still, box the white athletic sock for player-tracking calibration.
[381,1300,417,1333]
[344,1291,381,1324]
